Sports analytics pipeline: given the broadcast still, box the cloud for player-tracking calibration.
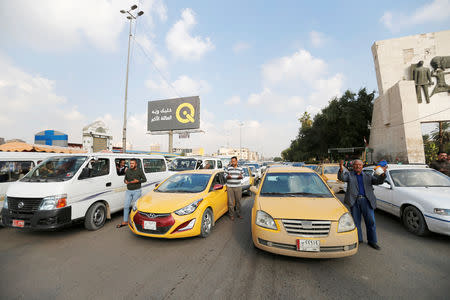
[262,49,327,86]
[380,0,450,31]
[232,42,251,53]
[224,96,241,105]
[309,31,327,47]
[146,75,211,98]
[0,54,87,142]
[135,35,168,71]
[0,0,167,52]
[166,8,214,60]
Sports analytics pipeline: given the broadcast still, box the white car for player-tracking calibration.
[363,164,450,236]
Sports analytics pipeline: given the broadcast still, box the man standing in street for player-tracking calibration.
[117,159,147,228]
[225,156,243,221]
[430,151,450,176]
[338,159,387,250]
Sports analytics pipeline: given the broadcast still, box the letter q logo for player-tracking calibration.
[176,103,195,124]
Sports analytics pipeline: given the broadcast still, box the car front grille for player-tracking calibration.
[281,219,332,237]
[133,211,174,235]
[7,197,43,212]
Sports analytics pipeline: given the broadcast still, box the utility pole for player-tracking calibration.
[120,5,144,153]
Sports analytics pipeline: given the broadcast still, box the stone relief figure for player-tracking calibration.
[412,61,432,103]
[430,56,450,71]
[430,68,450,96]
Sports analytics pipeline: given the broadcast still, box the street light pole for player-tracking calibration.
[120,5,144,153]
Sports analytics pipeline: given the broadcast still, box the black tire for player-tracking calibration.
[200,208,213,238]
[84,202,107,231]
[402,205,429,236]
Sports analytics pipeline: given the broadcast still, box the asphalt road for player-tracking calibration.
[1,194,449,300]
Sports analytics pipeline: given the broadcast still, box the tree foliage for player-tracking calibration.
[282,88,375,161]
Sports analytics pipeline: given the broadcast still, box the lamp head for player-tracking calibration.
[131,5,137,10]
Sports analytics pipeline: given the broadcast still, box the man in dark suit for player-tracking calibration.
[338,159,387,250]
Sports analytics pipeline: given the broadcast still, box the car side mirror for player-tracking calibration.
[79,167,90,180]
[213,184,223,190]
[250,186,258,194]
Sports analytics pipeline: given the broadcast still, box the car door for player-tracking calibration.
[370,170,394,213]
[207,173,228,220]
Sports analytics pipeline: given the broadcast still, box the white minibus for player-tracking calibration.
[1,153,171,230]
[0,152,58,209]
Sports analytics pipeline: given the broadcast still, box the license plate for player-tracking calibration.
[297,239,320,252]
[143,220,157,230]
[12,220,25,228]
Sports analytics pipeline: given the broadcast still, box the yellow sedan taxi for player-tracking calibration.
[316,163,346,193]
[251,166,358,258]
[128,170,228,238]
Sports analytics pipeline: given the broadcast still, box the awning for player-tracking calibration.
[0,142,86,153]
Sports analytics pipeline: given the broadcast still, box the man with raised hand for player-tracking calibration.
[338,159,387,250]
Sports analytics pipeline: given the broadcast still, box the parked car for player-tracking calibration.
[250,166,358,258]
[241,166,255,195]
[245,163,262,180]
[129,170,229,238]
[201,157,224,170]
[168,157,203,171]
[316,163,347,193]
[363,164,450,236]
[2,153,171,230]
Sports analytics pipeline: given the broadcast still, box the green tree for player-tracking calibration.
[282,88,375,161]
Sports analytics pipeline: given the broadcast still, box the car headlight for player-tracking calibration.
[255,210,277,230]
[39,194,67,210]
[174,199,203,216]
[3,195,8,209]
[338,212,355,232]
[434,208,450,216]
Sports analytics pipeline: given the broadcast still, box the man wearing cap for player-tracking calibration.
[338,159,387,250]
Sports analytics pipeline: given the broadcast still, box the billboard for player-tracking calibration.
[147,96,200,132]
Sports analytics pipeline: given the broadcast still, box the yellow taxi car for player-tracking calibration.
[128,169,228,238]
[316,163,346,193]
[250,166,358,258]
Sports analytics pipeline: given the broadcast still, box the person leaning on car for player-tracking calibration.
[429,151,450,176]
[338,159,386,250]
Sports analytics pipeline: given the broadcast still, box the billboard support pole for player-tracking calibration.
[168,130,173,153]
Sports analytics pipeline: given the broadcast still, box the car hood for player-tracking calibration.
[257,196,347,221]
[397,187,450,205]
[137,191,205,213]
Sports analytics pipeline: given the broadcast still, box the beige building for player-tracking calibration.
[216,147,260,161]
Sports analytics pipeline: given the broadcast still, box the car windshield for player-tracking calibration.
[156,173,211,193]
[169,158,198,171]
[390,169,450,187]
[21,156,87,182]
[324,166,340,174]
[260,172,333,197]
[242,168,250,177]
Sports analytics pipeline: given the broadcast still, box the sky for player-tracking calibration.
[0,0,449,157]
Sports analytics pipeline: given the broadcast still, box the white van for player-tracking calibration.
[168,156,223,171]
[1,153,171,230]
[0,152,58,208]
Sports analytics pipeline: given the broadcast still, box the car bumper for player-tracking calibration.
[425,214,450,236]
[1,207,72,230]
[252,219,358,258]
[128,209,203,239]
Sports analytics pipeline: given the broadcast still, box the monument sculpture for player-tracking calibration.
[412,60,433,103]
[369,30,450,164]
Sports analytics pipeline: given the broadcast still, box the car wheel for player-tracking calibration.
[402,205,429,236]
[200,208,213,238]
[85,202,107,231]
